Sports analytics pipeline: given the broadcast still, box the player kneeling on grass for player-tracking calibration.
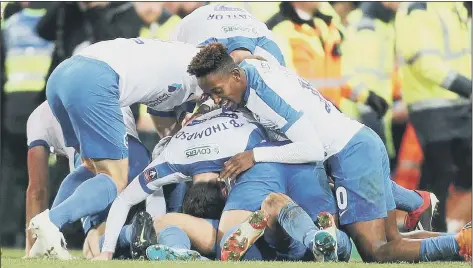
[187,42,472,262]
[25,102,150,259]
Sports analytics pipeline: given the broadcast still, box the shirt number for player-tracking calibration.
[336,186,348,210]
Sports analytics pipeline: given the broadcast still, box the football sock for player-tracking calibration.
[391,181,423,212]
[158,225,191,250]
[51,166,95,208]
[49,173,118,229]
[420,235,461,261]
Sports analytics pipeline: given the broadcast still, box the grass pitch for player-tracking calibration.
[1,248,470,268]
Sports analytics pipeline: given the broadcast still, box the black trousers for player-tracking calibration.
[410,103,472,232]
[0,130,28,246]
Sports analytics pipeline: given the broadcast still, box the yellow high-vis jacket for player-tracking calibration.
[343,2,397,105]
[139,9,181,41]
[395,2,471,105]
[267,2,350,108]
[3,8,54,93]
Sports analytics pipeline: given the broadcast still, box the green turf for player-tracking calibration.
[1,248,470,268]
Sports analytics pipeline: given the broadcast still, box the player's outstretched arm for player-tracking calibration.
[97,178,151,260]
[25,146,50,257]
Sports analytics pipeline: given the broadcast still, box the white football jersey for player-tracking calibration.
[239,59,363,159]
[77,38,202,114]
[27,102,141,171]
[170,4,283,66]
[101,108,268,253]
[138,109,267,192]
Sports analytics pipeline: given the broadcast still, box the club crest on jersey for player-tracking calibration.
[168,83,182,93]
[144,167,157,183]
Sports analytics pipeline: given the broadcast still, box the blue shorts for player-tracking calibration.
[224,162,336,219]
[46,55,127,160]
[327,126,396,226]
[127,136,151,180]
[82,136,150,233]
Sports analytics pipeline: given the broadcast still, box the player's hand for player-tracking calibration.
[365,91,389,119]
[181,112,201,127]
[220,150,255,181]
[92,251,113,261]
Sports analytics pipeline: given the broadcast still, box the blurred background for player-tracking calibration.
[0,1,471,249]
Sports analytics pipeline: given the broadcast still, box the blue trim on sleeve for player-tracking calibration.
[155,162,175,178]
[147,108,176,117]
[245,127,268,151]
[254,140,292,148]
[224,36,257,54]
[199,36,285,66]
[28,139,50,150]
[240,61,252,102]
[241,63,303,134]
[138,162,178,194]
[280,111,303,133]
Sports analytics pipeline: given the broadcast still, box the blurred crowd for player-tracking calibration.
[0,1,471,248]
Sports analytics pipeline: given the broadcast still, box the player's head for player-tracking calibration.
[188,43,247,109]
[182,180,227,219]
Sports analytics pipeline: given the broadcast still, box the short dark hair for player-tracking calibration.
[187,43,237,78]
[182,181,226,219]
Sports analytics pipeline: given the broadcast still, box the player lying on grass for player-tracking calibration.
[27,37,204,260]
[92,109,297,260]
[143,159,468,263]
[95,108,345,261]
[25,101,150,259]
[186,43,472,262]
[144,162,349,262]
